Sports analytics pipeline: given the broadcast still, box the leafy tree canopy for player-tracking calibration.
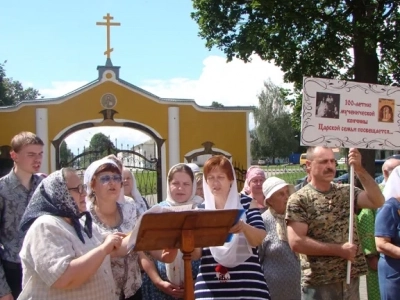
[0,61,41,106]
[210,101,224,108]
[89,133,116,155]
[191,0,400,90]
[251,80,298,161]
[191,0,400,176]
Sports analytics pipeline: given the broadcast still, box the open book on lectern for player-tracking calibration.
[126,205,245,252]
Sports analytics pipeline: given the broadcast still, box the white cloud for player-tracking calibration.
[141,54,291,106]
[39,54,289,153]
[40,81,89,98]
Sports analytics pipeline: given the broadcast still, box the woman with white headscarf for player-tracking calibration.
[193,155,270,299]
[18,168,124,300]
[375,165,400,299]
[84,158,149,300]
[141,163,202,300]
[122,167,150,214]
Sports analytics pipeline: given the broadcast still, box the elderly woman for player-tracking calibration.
[375,165,400,299]
[122,167,150,214]
[259,177,301,300]
[193,155,270,299]
[18,168,124,300]
[84,159,145,300]
[241,166,267,213]
[141,163,202,299]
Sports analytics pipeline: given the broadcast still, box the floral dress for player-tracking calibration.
[89,201,142,299]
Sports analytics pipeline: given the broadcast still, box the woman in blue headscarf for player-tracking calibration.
[18,168,124,300]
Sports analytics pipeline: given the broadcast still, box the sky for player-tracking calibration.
[1,0,291,154]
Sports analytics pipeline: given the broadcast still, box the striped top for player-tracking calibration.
[194,194,271,300]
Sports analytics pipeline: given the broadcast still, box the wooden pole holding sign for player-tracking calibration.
[346,165,355,284]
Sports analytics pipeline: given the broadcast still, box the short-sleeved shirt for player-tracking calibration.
[0,170,42,297]
[285,183,368,287]
[194,194,270,299]
[18,215,116,300]
[0,169,42,263]
[375,198,400,263]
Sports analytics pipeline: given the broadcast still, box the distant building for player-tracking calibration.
[185,154,212,167]
[117,139,157,169]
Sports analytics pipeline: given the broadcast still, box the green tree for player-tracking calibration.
[0,63,6,105]
[89,133,115,155]
[191,0,400,176]
[59,141,74,167]
[210,101,224,108]
[252,80,297,162]
[0,61,41,106]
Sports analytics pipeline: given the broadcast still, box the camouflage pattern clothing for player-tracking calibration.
[285,183,368,287]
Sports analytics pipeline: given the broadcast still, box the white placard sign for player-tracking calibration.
[301,77,400,149]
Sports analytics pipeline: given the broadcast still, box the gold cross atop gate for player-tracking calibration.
[96,13,121,59]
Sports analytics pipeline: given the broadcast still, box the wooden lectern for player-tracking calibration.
[133,209,243,300]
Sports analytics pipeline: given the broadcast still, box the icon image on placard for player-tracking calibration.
[315,92,340,119]
[378,98,394,123]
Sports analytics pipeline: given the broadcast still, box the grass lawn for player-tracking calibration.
[131,164,348,195]
[133,171,157,195]
[259,164,347,171]
[260,165,301,170]
[275,171,306,185]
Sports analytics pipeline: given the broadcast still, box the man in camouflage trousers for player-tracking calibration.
[285,146,384,300]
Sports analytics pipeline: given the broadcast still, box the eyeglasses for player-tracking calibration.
[68,184,87,194]
[98,174,122,185]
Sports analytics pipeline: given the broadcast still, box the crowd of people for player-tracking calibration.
[0,131,399,299]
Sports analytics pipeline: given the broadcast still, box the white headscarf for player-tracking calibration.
[383,165,400,201]
[187,163,201,174]
[165,163,203,207]
[83,158,122,201]
[203,161,252,268]
[165,163,203,286]
[123,168,148,215]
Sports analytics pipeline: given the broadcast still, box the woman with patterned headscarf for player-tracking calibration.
[18,168,124,300]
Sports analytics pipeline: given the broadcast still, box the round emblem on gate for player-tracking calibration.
[100,93,117,109]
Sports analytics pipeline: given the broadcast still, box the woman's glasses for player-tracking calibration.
[99,174,122,185]
[68,184,87,194]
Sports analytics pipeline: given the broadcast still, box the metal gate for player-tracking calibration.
[60,146,161,205]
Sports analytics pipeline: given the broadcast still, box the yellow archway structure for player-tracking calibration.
[0,60,252,200]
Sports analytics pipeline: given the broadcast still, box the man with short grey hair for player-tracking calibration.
[286,146,384,300]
